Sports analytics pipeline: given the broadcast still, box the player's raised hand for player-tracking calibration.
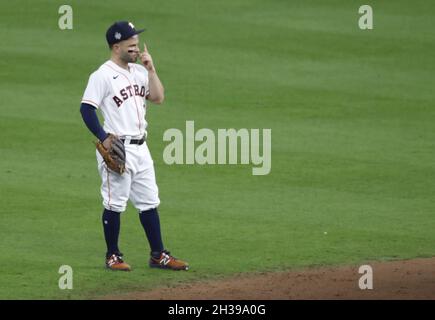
[140,43,155,72]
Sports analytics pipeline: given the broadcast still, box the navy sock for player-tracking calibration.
[102,209,121,258]
[139,208,164,256]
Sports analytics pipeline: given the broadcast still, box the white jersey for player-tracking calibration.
[82,60,150,138]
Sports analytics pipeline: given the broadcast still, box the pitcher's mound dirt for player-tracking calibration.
[102,257,435,300]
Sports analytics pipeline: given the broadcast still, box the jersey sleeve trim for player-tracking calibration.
[81,99,99,109]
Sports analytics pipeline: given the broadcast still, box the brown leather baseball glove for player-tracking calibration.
[95,134,126,174]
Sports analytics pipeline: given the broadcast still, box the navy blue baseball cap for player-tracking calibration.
[106,21,145,46]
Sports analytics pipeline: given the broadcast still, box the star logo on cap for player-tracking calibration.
[114,32,122,40]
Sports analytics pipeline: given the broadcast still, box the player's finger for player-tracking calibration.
[143,43,148,53]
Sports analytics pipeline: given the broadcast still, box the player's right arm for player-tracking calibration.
[80,103,108,142]
[80,70,110,146]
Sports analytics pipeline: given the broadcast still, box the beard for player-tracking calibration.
[120,50,137,63]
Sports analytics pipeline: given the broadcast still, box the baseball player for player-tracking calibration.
[80,21,188,271]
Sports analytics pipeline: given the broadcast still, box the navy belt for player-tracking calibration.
[121,137,145,145]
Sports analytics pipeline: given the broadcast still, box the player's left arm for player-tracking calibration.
[139,43,164,104]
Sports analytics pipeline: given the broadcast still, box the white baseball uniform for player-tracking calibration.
[82,60,160,213]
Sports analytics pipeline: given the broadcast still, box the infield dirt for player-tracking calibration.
[101,258,435,300]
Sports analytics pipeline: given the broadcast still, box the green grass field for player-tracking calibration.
[1,0,435,299]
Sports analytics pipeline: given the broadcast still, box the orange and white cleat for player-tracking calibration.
[106,253,131,271]
[149,250,189,271]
